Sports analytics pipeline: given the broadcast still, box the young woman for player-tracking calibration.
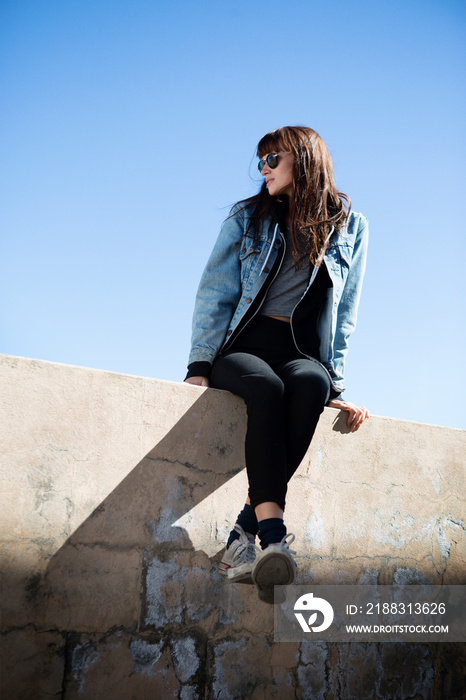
[184,126,369,603]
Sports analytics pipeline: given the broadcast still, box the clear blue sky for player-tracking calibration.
[1,0,465,429]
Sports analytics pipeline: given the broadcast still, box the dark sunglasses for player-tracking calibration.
[257,153,280,172]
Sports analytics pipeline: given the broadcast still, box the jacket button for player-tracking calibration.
[245,297,252,303]
[263,266,269,273]
[227,330,232,336]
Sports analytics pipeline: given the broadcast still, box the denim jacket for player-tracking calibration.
[188,205,368,397]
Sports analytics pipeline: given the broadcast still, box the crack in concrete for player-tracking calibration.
[145,454,244,478]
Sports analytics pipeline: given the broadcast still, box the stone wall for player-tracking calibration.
[1,354,465,699]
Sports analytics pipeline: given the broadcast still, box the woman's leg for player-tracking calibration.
[212,351,289,584]
[274,357,331,483]
[211,322,331,597]
[211,351,289,511]
[211,353,331,513]
[248,358,330,600]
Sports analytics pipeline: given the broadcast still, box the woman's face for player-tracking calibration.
[259,150,294,197]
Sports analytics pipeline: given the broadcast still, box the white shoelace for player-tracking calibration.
[277,533,297,555]
[230,538,258,564]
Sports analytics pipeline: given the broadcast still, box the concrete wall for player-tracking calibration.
[1,353,465,699]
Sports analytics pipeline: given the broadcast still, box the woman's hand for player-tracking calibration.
[327,399,370,432]
[184,376,209,388]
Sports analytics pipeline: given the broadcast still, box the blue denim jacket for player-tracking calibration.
[188,205,368,396]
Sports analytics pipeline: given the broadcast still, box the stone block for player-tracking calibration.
[64,632,180,699]
[142,549,274,638]
[0,629,65,700]
[0,540,50,629]
[41,545,143,633]
[377,643,435,700]
[297,662,328,699]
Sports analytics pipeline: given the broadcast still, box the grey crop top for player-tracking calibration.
[260,227,311,317]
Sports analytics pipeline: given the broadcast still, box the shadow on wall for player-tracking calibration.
[2,369,465,699]
[36,388,250,635]
[34,386,356,640]
[37,388,356,639]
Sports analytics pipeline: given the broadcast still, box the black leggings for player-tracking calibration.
[211,315,331,512]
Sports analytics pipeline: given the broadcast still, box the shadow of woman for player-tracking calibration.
[37,387,258,638]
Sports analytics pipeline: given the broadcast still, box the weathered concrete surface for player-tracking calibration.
[0,353,465,699]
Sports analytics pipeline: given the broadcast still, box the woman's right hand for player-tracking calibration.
[184,376,209,387]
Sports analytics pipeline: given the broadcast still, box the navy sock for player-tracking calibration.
[226,503,259,548]
[258,518,287,550]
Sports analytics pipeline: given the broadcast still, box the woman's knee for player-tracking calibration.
[212,356,285,407]
[287,369,330,406]
[250,371,285,399]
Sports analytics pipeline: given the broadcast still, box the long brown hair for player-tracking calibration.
[236,126,351,267]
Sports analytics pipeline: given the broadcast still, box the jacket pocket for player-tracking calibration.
[328,241,353,267]
[239,236,265,281]
[326,242,353,285]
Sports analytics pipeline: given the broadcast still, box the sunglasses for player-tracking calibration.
[257,153,280,173]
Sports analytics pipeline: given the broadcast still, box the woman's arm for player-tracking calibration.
[331,214,369,392]
[327,214,370,430]
[187,207,245,368]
